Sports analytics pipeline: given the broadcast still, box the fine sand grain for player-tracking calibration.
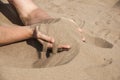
[0,0,120,80]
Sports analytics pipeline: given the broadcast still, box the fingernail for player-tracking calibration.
[66,45,71,48]
[51,38,54,43]
[82,38,86,42]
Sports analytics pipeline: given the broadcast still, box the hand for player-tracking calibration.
[33,26,71,49]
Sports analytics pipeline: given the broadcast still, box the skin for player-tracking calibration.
[0,0,85,49]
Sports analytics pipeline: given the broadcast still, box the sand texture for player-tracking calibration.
[0,0,120,80]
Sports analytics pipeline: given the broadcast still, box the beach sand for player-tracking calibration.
[0,0,120,80]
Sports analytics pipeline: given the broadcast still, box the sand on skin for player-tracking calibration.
[0,0,120,80]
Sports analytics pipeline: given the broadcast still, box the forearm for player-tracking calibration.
[0,26,33,46]
[8,0,38,18]
[7,0,50,25]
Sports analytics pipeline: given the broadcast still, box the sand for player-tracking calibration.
[0,0,120,80]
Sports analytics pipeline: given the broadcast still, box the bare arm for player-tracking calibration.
[0,25,55,46]
[0,26,33,45]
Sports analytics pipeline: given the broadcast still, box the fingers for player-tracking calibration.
[38,39,71,50]
[38,32,54,43]
[47,43,71,49]
[35,26,54,43]
[35,26,70,50]
[48,43,71,52]
[78,28,86,42]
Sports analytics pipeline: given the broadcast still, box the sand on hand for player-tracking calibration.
[0,0,120,80]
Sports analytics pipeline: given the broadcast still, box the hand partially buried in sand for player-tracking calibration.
[0,0,85,51]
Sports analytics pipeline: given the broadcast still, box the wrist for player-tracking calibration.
[24,26,35,38]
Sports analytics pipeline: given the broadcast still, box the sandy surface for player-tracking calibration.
[0,0,120,80]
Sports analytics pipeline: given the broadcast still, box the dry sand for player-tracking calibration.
[0,0,120,80]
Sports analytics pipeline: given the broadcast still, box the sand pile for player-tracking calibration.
[0,17,81,69]
[0,0,120,80]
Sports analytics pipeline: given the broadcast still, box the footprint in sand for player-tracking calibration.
[101,58,113,67]
[93,37,113,48]
[84,33,113,48]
